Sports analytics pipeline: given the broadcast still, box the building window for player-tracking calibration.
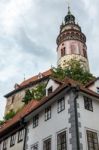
[10,134,15,147]
[61,48,65,57]
[43,138,51,150]
[45,107,51,121]
[58,98,65,113]
[97,87,99,94]
[31,143,38,150]
[87,130,99,150]
[48,87,53,95]
[57,131,67,150]
[3,140,7,150]
[33,115,39,128]
[84,96,93,111]
[18,130,24,143]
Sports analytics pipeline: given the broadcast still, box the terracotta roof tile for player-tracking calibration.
[85,77,98,87]
[0,100,39,133]
[1,77,99,135]
[20,69,52,87]
[4,69,52,97]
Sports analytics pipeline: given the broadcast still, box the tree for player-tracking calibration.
[52,59,95,85]
[32,83,46,100]
[22,83,46,104]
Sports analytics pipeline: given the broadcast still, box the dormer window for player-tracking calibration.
[48,87,53,96]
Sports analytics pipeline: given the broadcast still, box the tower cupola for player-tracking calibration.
[56,6,90,72]
[65,6,75,24]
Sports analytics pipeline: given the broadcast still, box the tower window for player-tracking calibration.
[71,44,76,54]
[83,49,87,58]
[61,48,65,57]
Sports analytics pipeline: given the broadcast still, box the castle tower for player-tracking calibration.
[56,6,90,71]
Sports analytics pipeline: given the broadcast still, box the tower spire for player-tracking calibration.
[67,0,71,15]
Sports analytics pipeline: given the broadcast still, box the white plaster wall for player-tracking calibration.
[27,94,72,150]
[46,79,59,96]
[0,129,25,150]
[77,94,99,150]
[88,80,99,93]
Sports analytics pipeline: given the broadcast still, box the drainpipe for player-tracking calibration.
[73,85,80,150]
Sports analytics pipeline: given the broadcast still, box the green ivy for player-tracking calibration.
[0,120,5,125]
[22,83,46,104]
[52,59,95,85]
[4,110,16,121]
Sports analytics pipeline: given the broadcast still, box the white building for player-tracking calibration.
[21,77,99,150]
[0,3,99,150]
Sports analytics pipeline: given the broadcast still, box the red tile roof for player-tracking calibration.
[0,100,39,134]
[4,69,52,97]
[1,77,99,135]
[20,69,52,87]
[85,77,98,87]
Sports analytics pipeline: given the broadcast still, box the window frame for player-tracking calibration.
[18,129,24,143]
[45,106,51,121]
[48,87,53,96]
[61,47,66,57]
[10,134,15,147]
[33,114,39,128]
[84,96,93,112]
[86,130,99,150]
[43,138,51,150]
[3,140,7,150]
[57,97,65,113]
[57,130,67,150]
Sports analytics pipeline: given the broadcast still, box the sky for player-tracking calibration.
[0,0,99,119]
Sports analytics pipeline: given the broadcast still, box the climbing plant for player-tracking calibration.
[52,59,95,85]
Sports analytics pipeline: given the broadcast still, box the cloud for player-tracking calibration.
[0,0,99,119]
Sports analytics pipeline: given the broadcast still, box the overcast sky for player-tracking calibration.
[0,0,99,119]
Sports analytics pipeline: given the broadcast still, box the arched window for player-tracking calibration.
[71,44,77,54]
[61,47,66,57]
[83,49,87,58]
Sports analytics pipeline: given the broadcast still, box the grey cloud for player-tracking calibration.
[0,0,99,119]
[13,27,56,60]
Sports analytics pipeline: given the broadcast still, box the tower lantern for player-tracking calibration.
[56,6,90,71]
